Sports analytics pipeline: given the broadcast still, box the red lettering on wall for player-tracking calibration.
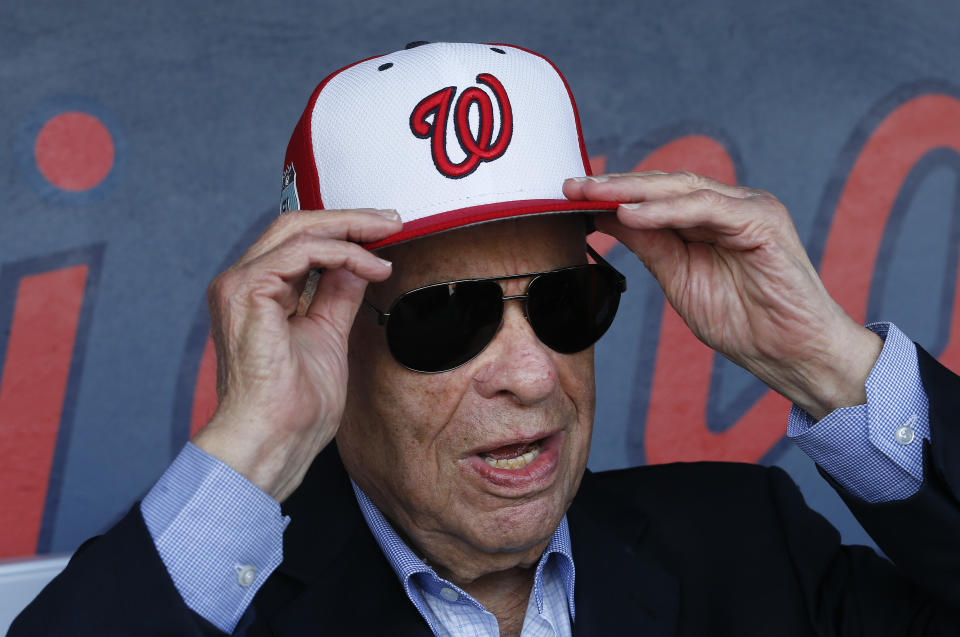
[588,155,607,175]
[640,136,792,464]
[190,335,218,438]
[0,265,87,557]
[820,94,960,327]
[857,96,960,373]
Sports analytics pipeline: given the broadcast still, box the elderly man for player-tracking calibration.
[12,42,960,636]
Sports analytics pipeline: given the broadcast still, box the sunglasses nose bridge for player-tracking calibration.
[501,292,530,319]
[500,296,540,353]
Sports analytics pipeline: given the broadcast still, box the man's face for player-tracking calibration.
[338,215,595,578]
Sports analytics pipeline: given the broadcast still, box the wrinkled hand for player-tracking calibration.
[564,171,882,420]
[192,209,401,501]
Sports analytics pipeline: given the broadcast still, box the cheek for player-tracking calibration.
[348,318,462,420]
[559,349,596,421]
[358,367,471,451]
[556,349,596,466]
[342,324,473,491]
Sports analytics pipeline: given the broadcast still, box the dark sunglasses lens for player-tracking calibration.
[386,281,503,372]
[527,266,622,353]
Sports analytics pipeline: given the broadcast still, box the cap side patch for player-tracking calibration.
[280,163,300,212]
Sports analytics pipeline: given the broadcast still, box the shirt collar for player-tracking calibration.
[350,479,576,620]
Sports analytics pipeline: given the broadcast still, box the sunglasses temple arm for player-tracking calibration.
[362,298,389,325]
[585,243,628,293]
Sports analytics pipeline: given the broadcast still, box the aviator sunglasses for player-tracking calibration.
[364,245,627,373]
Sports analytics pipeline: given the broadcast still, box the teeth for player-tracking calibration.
[482,443,541,470]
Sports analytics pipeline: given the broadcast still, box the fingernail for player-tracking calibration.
[620,202,644,210]
[586,176,609,183]
[377,257,392,267]
[372,209,401,220]
[567,177,588,183]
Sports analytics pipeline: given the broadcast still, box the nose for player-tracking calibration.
[471,301,558,405]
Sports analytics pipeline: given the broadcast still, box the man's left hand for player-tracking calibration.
[564,171,882,420]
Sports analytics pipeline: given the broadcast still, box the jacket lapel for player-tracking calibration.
[268,532,430,636]
[567,470,680,637]
[264,444,432,636]
[916,344,960,496]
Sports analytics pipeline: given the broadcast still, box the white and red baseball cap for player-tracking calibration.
[281,41,618,250]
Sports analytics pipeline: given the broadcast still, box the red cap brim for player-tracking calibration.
[363,199,621,250]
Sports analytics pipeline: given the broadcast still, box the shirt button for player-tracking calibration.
[895,425,915,445]
[237,565,257,587]
[439,587,459,602]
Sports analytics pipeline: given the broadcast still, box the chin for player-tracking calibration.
[464,489,568,555]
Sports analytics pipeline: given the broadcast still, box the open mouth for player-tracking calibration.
[480,440,540,471]
[463,433,562,492]
[480,440,542,470]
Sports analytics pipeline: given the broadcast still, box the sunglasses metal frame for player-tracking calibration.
[363,243,627,372]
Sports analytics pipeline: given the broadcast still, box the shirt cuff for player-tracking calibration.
[787,322,930,503]
[141,441,290,633]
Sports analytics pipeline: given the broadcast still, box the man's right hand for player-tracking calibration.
[191,208,401,502]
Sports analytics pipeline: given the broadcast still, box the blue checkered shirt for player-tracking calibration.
[786,322,929,501]
[351,482,575,637]
[141,321,929,634]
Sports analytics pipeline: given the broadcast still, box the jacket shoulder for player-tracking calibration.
[588,461,782,499]
[579,461,805,536]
